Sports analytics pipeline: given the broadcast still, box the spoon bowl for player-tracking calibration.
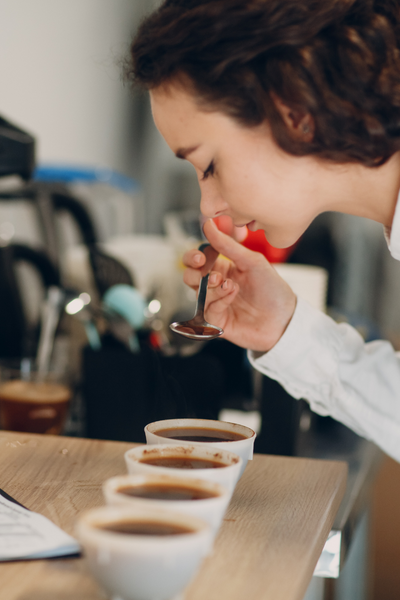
[169,319,223,340]
[170,243,224,341]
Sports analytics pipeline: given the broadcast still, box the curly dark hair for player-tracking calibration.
[126,0,400,166]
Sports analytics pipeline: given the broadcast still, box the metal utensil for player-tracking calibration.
[65,291,102,351]
[36,286,65,377]
[169,243,224,341]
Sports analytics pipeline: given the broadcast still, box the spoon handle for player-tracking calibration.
[195,273,210,320]
[195,243,219,320]
[199,243,219,278]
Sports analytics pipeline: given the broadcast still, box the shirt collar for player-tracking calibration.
[385,191,400,260]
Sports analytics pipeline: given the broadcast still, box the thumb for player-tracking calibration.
[203,219,265,271]
[212,215,248,242]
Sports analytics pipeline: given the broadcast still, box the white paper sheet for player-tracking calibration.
[0,493,80,560]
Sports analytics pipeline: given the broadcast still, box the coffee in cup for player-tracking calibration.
[145,418,256,477]
[103,473,231,533]
[76,505,213,600]
[124,444,242,495]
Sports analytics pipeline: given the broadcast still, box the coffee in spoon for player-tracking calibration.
[170,243,224,341]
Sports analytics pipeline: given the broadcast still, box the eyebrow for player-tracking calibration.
[175,145,200,159]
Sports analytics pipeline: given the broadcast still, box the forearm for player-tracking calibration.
[248,297,400,462]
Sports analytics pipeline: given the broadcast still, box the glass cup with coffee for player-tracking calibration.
[145,418,256,478]
[103,473,231,535]
[0,364,71,435]
[76,504,214,600]
[124,443,243,496]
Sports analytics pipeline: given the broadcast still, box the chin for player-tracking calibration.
[262,228,302,249]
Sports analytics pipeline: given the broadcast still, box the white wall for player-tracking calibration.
[0,0,147,175]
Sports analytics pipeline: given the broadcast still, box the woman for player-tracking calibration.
[127,0,400,460]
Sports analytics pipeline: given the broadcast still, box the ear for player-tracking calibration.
[271,94,314,142]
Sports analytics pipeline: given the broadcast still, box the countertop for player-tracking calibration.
[0,431,347,600]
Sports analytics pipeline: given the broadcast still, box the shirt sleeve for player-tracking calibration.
[248,296,400,462]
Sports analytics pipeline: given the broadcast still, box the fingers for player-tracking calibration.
[205,278,239,322]
[182,248,208,291]
[183,240,230,290]
[183,216,264,295]
[212,215,248,242]
[209,271,223,287]
[183,267,223,290]
[182,248,206,269]
[203,219,266,271]
[234,225,248,243]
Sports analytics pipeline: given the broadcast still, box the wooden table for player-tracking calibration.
[0,431,347,600]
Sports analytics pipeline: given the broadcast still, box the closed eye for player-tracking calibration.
[201,160,215,181]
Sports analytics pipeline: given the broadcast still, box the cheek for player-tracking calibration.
[218,166,251,202]
[221,170,269,217]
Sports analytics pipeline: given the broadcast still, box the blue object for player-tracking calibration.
[84,321,102,351]
[103,284,146,330]
[34,163,140,194]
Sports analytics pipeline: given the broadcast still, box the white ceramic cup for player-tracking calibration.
[145,418,256,478]
[103,473,231,535]
[124,443,242,495]
[76,504,213,600]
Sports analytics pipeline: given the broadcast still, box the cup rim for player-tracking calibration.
[145,418,256,443]
[103,473,230,503]
[76,504,211,548]
[0,361,70,391]
[124,443,242,471]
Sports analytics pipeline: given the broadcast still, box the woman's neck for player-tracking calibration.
[328,152,400,227]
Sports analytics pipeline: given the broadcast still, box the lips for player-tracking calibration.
[232,220,255,228]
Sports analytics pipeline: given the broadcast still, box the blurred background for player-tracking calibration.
[1,2,400,599]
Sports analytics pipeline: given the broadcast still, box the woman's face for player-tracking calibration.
[150,83,335,248]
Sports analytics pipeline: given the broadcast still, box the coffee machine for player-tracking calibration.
[0,115,35,181]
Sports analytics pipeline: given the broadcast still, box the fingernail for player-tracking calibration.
[210,273,218,285]
[221,280,229,290]
[203,218,217,235]
[193,253,202,264]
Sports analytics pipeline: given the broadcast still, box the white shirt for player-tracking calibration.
[248,199,400,462]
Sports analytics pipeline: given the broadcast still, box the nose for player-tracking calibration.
[199,182,229,219]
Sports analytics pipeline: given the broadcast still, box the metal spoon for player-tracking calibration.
[170,243,224,341]
[36,286,65,377]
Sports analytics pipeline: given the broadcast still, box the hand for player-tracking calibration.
[183,219,297,352]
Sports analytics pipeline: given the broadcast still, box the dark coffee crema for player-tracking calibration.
[155,426,247,444]
[139,455,226,469]
[99,520,194,536]
[117,483,217,501]
[172,324,221,337]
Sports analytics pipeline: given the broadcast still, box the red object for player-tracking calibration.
[241,229,296,262]
[148,331,162,349]
[213,216,297,263]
